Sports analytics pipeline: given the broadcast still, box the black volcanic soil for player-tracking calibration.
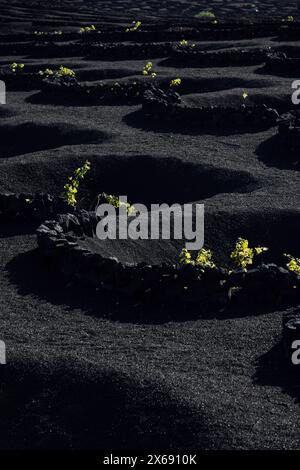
[0,0,299,451]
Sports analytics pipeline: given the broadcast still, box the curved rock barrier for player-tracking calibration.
[282,310,300,363]
[0,193,69,221]
[170,45,273,67]
[36,210,300,313]
[0,42,33,56]
[29,41,87,58]
[277,110,300,159]
[276,27,300,41]
[264,52,300,74]
[0,21,293,43]
[0,32,88,43]
[0,41,88,58]
[33,24,300,44]
[40,75,152,105]
[87,42,173,60]
[0,71,42,91]
[0,20,299,47]
[142,86,279,132]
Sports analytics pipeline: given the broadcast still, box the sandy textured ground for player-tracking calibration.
[0,0,300,22]
[0,0,299,450]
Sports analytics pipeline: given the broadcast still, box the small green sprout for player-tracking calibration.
[230,238,268,271]
[284,254,300,276]
[179,248,193,265]
[38,68,54,77]
[38,66,76,78]
[242,91,248,100]
[194,248,216,271]
[287,16,294,22]
[179,39,196,47]
[9,62,25,73]
[63,160,91,207]
[195,11,216,19]
[57,66,76,77]
[126,21,142,32]
[100,193,135,215]
[179,247,215,271]
[142,61,157,78]
[79,24,96,33]
[170,78,182,87]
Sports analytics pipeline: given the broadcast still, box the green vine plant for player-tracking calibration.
[179,39,196,48]
[230,238,268,271]
[179,248,193,265]
[62,161,135,213]
[179,238,268,273]
[170,78,182,88]
[126,21,142,32]
[179,240,300,278]
[284,254,300,276]
[98,193,135,215]
[38,66,76,78]
[79,25,96,33]
[142,61,157,78]
[9,63,25,73]
[179,248,215,272]
[62,160,91,207]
